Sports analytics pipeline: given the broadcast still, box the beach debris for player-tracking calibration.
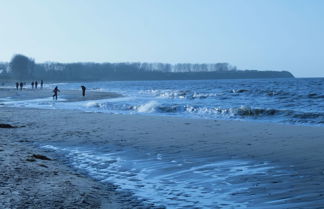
[32,154,52,161]
[0,124,17,128]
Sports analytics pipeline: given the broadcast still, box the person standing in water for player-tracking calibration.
[35,81,38,89]
[19,82,23,90]
[40,80,43,89]
[15,82,19,90]
[53,86,60,100]
[81,85,86,96]
[31,81,34,89]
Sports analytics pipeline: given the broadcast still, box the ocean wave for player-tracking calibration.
[243,89,294,98]
[141,89,218,100]
[230,89,249,93]
[140,89,187,99]
[135,101,159,113]
[95,99,323,120]
[81,100,324,125]
[234,106,283,116]
[184,106,324,124]
[157,105,183,113]
[140,88,316,102]
[307,93,324,99]
[291,112,324,119]
[84,101,104,108]
[191,92,218,99]
[184,105,286,117]
[227,88,299,99]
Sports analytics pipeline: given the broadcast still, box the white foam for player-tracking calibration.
[41,145,59,150]
[2,97,66,109]
[84,101,102,108]
[136,101,159,113]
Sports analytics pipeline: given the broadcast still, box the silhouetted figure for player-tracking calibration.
[19,82,23,90]
[16,82,19,90]
[35,81,38,89]
[53,86,60,100]
[81,86,86,96]
[31,82,34,89]
[40,80,43,89]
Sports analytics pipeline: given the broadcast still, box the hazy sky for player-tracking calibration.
[0,0,323,77]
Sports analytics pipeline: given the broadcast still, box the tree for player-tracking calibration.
[9,54,35,80]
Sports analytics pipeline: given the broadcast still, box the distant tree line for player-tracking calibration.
[0,54,294,81]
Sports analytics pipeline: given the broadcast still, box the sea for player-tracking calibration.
[2,78,324,208]
[5,78,324,125]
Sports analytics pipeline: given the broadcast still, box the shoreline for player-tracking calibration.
[2,87,323,129]
[1,106,324,207]
[0,107,159,209]
[0,137,150,209]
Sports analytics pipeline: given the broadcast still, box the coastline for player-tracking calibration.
[1,105,324,207]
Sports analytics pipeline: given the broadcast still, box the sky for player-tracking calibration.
[0,0,323,77]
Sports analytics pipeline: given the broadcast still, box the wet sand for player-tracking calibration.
[0,88,121,102]
[1,88,324,208]
[0,89,154,209]
[0,138,145,209]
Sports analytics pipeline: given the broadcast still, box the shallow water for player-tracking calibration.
[41,144,322,208]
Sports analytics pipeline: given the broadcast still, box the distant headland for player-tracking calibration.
[0,54,294,81]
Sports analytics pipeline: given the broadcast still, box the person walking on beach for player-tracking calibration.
[15,82,19,90]
[81,85,86,96]
[40,80,43,89]
[35,81,38,89]
[31,81,34,89]
[19,82,23,90]
[53,86,60,100]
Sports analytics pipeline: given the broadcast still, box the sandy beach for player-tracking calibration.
[2,0,324,207]
[1,88,324,208]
